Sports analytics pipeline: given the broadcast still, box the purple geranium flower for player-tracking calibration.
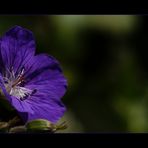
[0,26,67,123]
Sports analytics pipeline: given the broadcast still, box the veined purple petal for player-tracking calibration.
[24,54,67,101]
[0,26,35,75]
[26,93,66,123]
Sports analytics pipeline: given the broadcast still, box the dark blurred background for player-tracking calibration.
[0,15,148,132]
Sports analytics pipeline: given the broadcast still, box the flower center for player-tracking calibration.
[1,67,34,101]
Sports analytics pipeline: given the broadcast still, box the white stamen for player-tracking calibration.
[1,67,34,100]
[10,86,33,100]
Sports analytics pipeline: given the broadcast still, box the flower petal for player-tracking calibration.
[22,54,67,123]
[24,54,67,101]
[26,93,66,123]
[0,26,35,75]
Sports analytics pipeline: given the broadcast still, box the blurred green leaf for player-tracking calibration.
[9,126,26,133]
[0,122,9,132]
